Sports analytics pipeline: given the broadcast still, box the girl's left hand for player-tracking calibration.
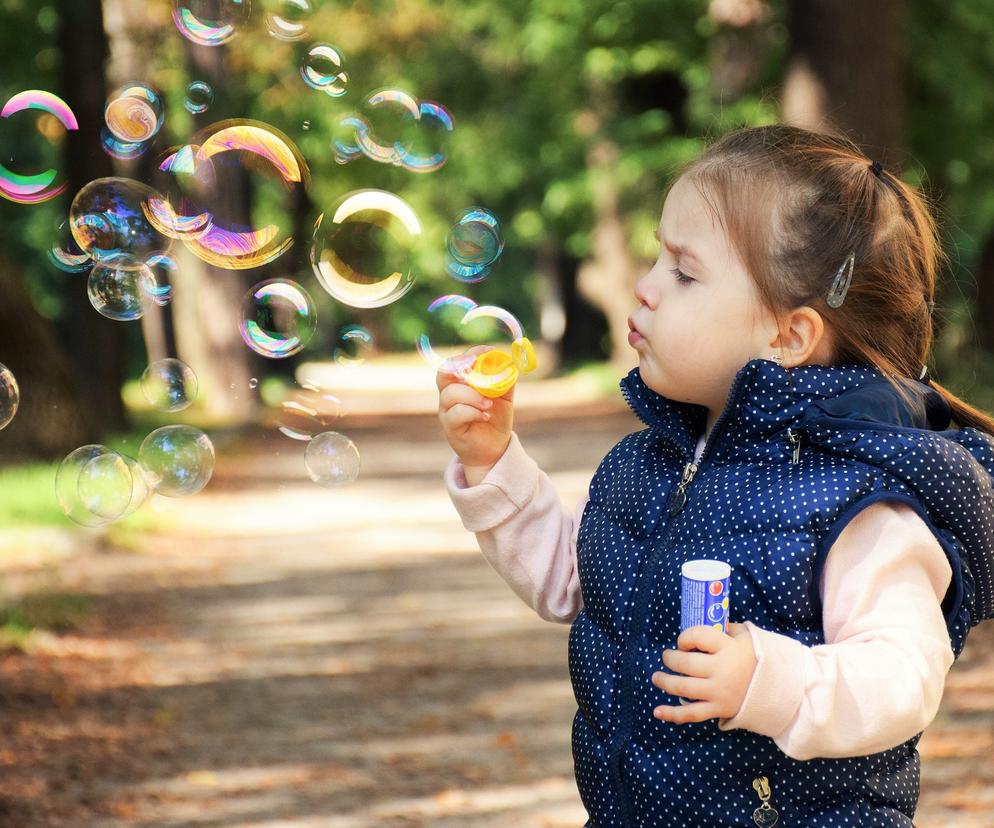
[650,622,757,724]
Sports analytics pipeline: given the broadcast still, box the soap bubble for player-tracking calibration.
[239,278,316,358]
[143,149,214,242]
[334,325,373,366]
[139,425,215,497]
[310,189,422,309]
[56,445,145,526]
[265,0,311,40]
[415,294,480,368]
[70,177,172,267]
[0,363,19,431]
[104,83,164,144]
[395,100,454,173]
[275,381,344,441]
[184,81,214,114]
[172,0,250,46]
[0,90,78,204]
[446,207,504,282]
[300,44,348,96]
[87,262,157,321]
[305,431,360,487]
[47,219,92,272]
[100,127,153,161]
[141,358,198,412]
[180,120,309,269]
[143,253,176,306]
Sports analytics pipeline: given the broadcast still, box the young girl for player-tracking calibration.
[437,124,994,827]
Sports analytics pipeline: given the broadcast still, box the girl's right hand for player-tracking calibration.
[437,345,515,477]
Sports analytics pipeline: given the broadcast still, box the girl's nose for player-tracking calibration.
[634,274,655,308]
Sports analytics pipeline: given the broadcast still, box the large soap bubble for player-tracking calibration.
[139,425,215,497]
[172,0,251,46]
[0,363,19,431]
[265,0,312,40]
[87,262,157,321]
[310,189,422,309]
[305,431,360,487]
[141,358,198,411]
[239,278,316,358]
[70,177,172,267]
[0,90,78,204]
[56,445,147,527]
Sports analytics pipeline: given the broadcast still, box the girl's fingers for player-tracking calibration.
[661,648,713,678]
[653,700,719,725]
[651,671,710,702]
[440,382,493,413]
[444,402,491,428]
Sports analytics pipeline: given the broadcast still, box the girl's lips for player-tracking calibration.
[628,330,644,347]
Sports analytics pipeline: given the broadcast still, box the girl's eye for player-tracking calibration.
[671,267,694,285]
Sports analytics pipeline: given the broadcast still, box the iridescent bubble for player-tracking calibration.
[415,294,479,368]
[141,358,198,412]
[184,81,214,114]
[172,0,251,46]
[70,177,172,266]
[276,382,344,441]
[334,325,373,366]
[47,219,92,272]
[266,0,311,40]
[104,83,164,144]
[181,120,309,269]
[144,253,176,306]
[304,431,360,487]
[143,149,213,242]
[446,207,504,282]
[300,44,348,96]
[395,100,454,173]
[310,189,422,309]
[0,90,78,205]
[139,425,215,497]
[100,126,152,161]
[355,89,419,166]
[56,445,133,527]
[239,278,316,358]
[0,363,19,431]
[87,262,156,321]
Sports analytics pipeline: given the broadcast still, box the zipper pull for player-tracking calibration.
[786,428,804,464]
[667,461,698,516]
[751,775,780,826]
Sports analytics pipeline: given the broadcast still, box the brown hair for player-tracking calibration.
[665,123,994,437]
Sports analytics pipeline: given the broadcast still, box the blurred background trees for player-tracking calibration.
[2,0,994,463]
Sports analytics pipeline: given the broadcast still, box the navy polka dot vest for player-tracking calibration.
[571,358,994,827]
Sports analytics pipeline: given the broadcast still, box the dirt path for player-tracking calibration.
[1,403,992,826]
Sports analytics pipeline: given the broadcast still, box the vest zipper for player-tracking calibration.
[607,369,751,825]
[751,775,780,826]
[787,427,805,464]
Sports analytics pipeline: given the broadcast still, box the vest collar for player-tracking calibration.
[619,358,952,462]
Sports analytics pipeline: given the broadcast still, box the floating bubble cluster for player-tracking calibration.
[239,278,317,358]
[446,207,504,282]
[139,425,215,497]
[265,0,312,40]
[305,431,360,487]
[311,189,422,308]
[141,359,198,412]
[184,81,214,115]
[300,44,348,96]
[333,325,374,366]
[0,363,19,431]
[0,90,78,204]
[56,445,149,527]
[172,0,251,46]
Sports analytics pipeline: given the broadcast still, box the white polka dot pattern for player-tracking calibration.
[567,358,994,826]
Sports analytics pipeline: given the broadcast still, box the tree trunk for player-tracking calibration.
[782,0,905,165]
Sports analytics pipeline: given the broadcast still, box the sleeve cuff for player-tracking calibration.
[718,621,808,738]
[442,432,541,533]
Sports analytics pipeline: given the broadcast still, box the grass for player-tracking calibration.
[0,591,93,651]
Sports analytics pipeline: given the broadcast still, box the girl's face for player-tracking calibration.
[629,175,776,430]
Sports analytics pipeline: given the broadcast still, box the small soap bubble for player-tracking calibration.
[239,278,316,358]
[141,358,198,412]
[0,90,78,205]
[139,425,215,497]
[266,0,312,40]
[305,431,360,487]
[184,80,214,114]
[334,325,373,366]
[311,189,421,309]
[104,83,164,144]
[300,44,348,96]
[248,377,258,389]
[87,262,156,321]
[0,363,19,431]
[172,0,250,46]
[276,382,344,441]
[302,120,311,130]
[446,207,504,282]
[70,177,172,266]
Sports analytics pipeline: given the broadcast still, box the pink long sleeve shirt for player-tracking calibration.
[444,431,957,761]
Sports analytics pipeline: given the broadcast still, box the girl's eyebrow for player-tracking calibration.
[655,226,706,268]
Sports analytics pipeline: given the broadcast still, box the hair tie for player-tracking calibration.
[869,159,884,177]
